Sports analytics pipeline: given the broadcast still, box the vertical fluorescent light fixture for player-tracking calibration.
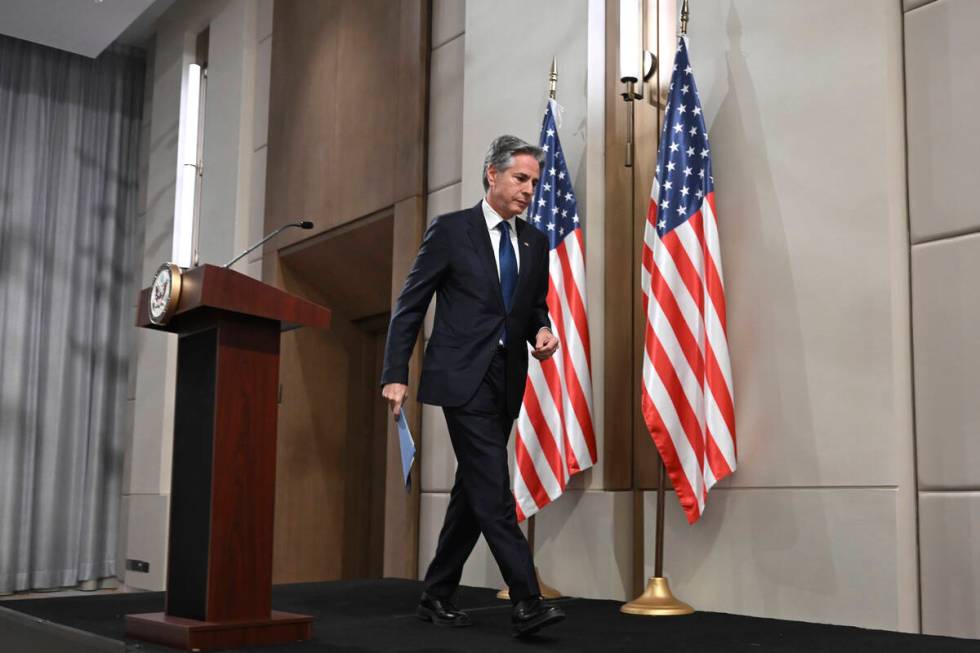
[172,63,202,268]
[619,0,641,84]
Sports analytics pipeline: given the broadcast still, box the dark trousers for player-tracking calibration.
[422,348,539,603]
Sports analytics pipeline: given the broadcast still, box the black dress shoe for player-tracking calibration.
[512,596,565,637]
[416,592,472,627]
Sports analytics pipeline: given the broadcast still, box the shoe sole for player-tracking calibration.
[416,605,472,628]
[513,611,565,637]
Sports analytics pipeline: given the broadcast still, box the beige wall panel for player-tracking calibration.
[197,0,251,267]
[137,123,151,217]
[421,403,456,492]
[905,0,940,11]
[128,332,177,495]
[126,328,139,401]
[426,182,462,223]
[428,35,464,193]
[141,45,154,129]
[146,32,181,121]
[128,202,146,304]
[140,186,176,281]
[252,36,272,150]
[534,490,632,600]
[257,0,274,41]
[121,400,136,491]
[122,493,169,591]
[462,2,587,203]
[919,492,980,638]
[431,0,464,49]
[246,258,262,281]
[116,494,130,587]
[683,0,911,488]
[141,41,180,281]
[913,234,980,488]
[247,146,268,264]
[418,493,508,589]
[905,0,980,243]
[141,90,178,279]
[649,488,904,630]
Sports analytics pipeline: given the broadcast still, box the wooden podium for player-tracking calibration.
[127,265,331,651]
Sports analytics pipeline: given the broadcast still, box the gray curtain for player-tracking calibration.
[0,35,144,593]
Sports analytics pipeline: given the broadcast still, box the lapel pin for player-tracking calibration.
[523,241,529,247]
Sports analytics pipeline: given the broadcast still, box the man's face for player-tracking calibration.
[486,153,540,219]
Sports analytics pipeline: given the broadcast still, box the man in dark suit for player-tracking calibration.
[381,135,565,637]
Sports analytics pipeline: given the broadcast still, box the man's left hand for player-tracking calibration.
[532,329,559,360]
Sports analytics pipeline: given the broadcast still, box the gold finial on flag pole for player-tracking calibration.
[549,57,558,100]
[680,0,690,35]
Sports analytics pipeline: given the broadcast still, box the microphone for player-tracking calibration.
[224,220,314,268]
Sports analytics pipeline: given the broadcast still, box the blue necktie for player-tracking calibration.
[497,221,518,311]
[497,221,518,345]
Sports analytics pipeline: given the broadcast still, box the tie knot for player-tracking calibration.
[496,221,511,234]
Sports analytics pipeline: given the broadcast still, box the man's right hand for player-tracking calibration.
[382,383,408,419]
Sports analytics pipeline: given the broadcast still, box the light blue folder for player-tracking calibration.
[395,409,416,491]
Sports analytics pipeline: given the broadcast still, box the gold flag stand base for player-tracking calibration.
[620,577,694,616]
[496,567,562,600]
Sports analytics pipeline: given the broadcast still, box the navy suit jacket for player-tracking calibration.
[381,201,551,419]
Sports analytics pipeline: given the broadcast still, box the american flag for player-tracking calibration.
[514,99,597,520]
[641,37,736,524]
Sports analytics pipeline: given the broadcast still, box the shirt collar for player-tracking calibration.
[482,199,518,233]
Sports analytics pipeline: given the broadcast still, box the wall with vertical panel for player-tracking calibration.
[905,0,980,639]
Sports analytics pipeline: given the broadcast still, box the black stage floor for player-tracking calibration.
[1,578,977,653]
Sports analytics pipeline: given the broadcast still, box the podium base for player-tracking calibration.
[620,577,694,616]
[496,567,562,600]
[125,610,313,651]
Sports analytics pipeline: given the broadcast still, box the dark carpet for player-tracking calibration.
[1,578,977,652]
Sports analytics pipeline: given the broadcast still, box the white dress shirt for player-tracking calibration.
[482,199,521,278]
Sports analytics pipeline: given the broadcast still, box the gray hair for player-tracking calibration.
[482,135,545,191]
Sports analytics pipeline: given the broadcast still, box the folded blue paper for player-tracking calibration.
[396,409,416,491]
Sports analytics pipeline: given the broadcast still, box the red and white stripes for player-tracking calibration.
[641,181,736,523]
[515,229,597,520]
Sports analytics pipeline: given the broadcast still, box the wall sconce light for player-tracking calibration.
[620,0,657,167]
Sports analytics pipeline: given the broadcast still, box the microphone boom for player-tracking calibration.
[224,220,314,269]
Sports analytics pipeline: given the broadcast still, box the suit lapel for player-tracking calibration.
[465,203,505,312]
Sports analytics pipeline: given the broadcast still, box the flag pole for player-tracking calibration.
[497,55,564,603]
[621,0,694,617]
[548,56,558,101]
